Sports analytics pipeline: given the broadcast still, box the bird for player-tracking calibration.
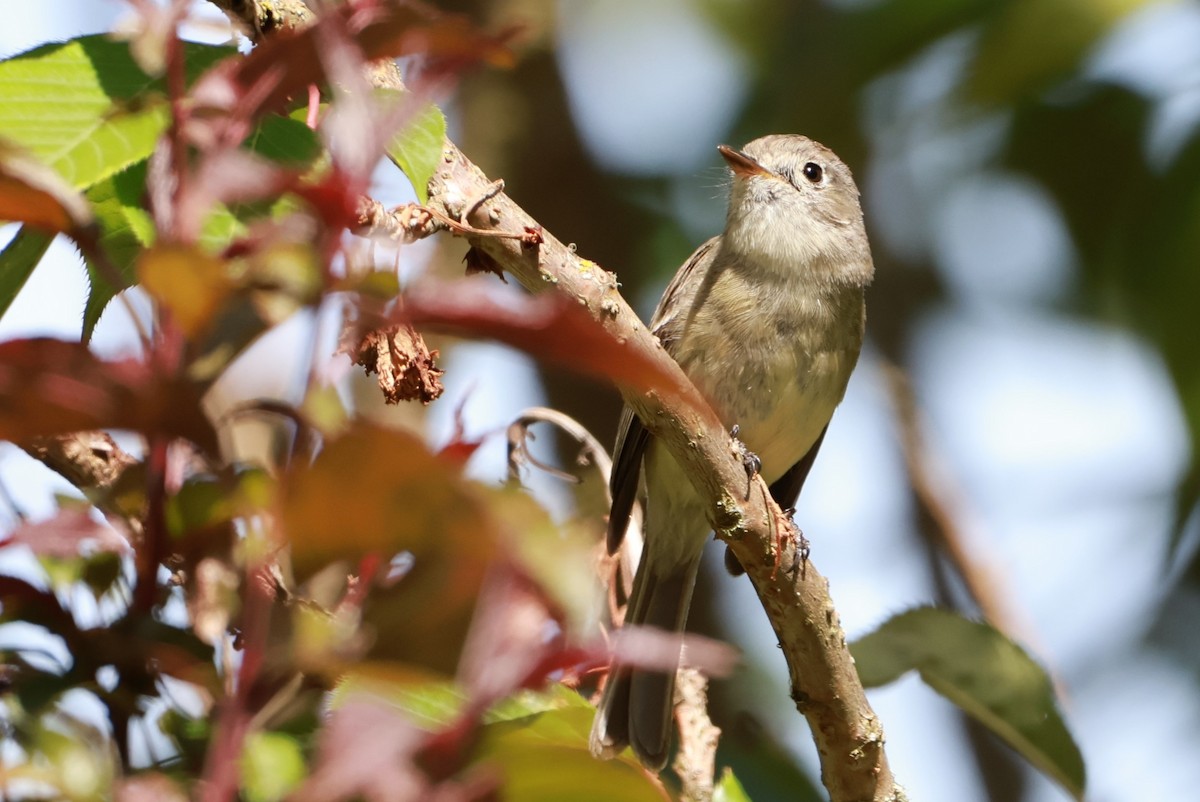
[589,134,874,770]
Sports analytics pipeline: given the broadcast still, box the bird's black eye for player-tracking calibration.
[802,162,823,183]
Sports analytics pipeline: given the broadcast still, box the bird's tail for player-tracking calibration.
[589,555,701,771]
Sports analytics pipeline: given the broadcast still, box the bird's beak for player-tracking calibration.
[718,144,769,178]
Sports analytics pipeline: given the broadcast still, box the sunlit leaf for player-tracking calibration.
[331,677,659,802]
[478,723,661,802]
[333,670,465,729]
[851,607,1085,800]
[386,102,446,204]
[82,161,152,340]
[0,35,232,190]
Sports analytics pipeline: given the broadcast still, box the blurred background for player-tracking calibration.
[3,1,1200,800]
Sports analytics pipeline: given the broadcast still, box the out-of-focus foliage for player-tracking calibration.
[0,4,664,800]
[1,0,1198,800]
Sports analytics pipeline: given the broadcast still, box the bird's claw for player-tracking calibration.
[787,521,810,580]
[730,424,761,499]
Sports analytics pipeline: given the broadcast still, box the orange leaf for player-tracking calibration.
[0,138,92,234]
[281,424,495,673]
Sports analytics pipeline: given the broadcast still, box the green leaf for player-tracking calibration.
[82,161,151,339]
[386,102,446,204]
[714,768,752,802]
[245,113,324,167]
[0,35,233,190]
[240,731,306,802]
[851,607,1085,800]
[0,226,54,322]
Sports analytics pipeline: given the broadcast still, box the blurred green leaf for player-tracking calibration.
[714,768,752,802]
[240,731,307,802]
[245,114,324,167]
[968,0,1149,105]
[386,102,446,204]
[333,670,464,728]
[851,607,1085,800]
[715,709,822,802]
[478,738,663,802]
[0,226,54,323]
[478,686,663,802]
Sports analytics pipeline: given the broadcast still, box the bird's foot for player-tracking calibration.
[729,424,761,500]
[771,507,809,580]
[788,517,811,580]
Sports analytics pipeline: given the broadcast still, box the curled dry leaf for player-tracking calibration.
[462,246,506,282]
[341,319,445,405]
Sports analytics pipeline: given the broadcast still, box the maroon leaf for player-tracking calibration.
[1,508,130,558]
[399,281,688,399]
[0,338,217,453]
[190,1,515,131]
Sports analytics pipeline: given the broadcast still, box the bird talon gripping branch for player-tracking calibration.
[729,424,762,499]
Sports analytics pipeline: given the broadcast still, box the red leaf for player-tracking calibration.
[0,339,216,453]
[191,2,515,128]
[2,508,130,558]
[399,281,687,399]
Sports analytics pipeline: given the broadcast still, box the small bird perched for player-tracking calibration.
[590,135,874,770]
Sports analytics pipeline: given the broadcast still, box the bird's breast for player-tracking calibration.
[672,270,863,482]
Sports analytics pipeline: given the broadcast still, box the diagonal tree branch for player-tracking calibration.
[426,135,902,802]
[208,2,902,798]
